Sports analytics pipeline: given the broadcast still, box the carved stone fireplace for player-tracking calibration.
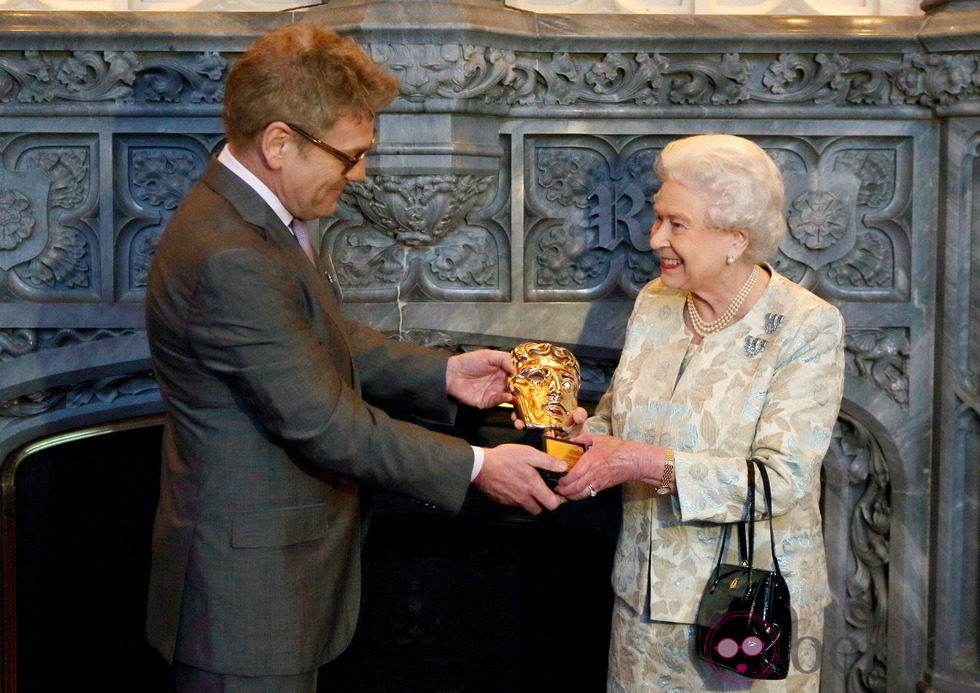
[1,1,977,691]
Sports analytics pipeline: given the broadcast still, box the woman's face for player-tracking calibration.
[649,179,739,294]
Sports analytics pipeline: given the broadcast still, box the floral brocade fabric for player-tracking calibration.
[585,268,845,625]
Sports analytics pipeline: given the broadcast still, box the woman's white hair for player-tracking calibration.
[654,134,786,263]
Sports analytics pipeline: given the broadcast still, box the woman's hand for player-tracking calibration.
[556,435,662,501]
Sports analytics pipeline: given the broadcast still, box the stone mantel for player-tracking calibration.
[1,3,977,692]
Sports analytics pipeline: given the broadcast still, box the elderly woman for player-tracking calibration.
[556,134,845,690]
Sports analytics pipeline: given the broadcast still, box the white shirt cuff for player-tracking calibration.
[470,446,484,481]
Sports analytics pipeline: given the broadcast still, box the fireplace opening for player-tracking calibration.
[1,406,619,692]
[1,416,170,693]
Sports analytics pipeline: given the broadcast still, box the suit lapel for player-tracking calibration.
[201,158,360,389]
[202,159,296,248]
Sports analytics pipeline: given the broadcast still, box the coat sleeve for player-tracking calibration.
[584,390,614,435]
[343,319,458,425]
[184,247,473,511]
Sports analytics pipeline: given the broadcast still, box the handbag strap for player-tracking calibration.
[739,459,755,568]
[751,458,783,579]
[710,458,756,586]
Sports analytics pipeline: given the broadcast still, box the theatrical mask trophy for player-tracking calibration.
[508,341,586,484]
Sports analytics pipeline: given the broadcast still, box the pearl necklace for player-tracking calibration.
[686,264,761,338]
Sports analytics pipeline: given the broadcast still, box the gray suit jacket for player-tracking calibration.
[144,159,474,676]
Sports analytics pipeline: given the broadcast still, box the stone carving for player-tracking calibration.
[371,44,466,102]
[536,148,606,208]
[131,229,161,292]
[774,144,904,297]
[115,137,218,298]
[367,44,980,111]
[0,50,225,105]
[844,328,910,405]
[0,329,151,420]
[63,371,158,409]
[524,135,909,301]
[0,329,148,420]
[0,327,37,359]
[0,327,133,361]
[384,45,756,107]
[821,228,895,291]
[0,189,35,251]
[788,190,850,250]
[835,150,895,209]
[124,147,207,290]
[329,174,502,298]
[2,46,977,111]
[895,53,980,107]
[0,388,65,418]
[0,145,93,298]
[136,52,226,104]
[827,413,892,691]
[0,50,140,104]
[0,371,157,418]
[761,51,980,108]
[346,174,494,247]
[0,15,961,692]
[526,143,658,299]
[131,149,203,210]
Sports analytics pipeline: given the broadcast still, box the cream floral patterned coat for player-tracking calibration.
[586,268,845,624]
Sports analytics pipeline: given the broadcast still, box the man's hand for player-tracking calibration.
[446,349,515,409]
[473,444,567,515]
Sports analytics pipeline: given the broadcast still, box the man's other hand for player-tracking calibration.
[472,444,567,515]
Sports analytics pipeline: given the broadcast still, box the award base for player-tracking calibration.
[538,434,587,489]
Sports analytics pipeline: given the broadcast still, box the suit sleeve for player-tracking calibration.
[184,247,473,511]
[343,319,458,424]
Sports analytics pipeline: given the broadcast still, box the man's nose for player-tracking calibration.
[345,160,368,181]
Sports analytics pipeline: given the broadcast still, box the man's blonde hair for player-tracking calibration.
[223,23,400,149]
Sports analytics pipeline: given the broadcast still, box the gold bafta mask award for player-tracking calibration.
[508,341,586,471]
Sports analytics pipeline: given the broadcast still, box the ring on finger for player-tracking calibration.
[588,483,598,497]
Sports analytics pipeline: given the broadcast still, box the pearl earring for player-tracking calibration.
[726,255,734,265]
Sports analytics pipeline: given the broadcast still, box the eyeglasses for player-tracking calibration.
[286,123,376,175]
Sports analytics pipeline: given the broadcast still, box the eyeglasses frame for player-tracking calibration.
[285,122,377,175]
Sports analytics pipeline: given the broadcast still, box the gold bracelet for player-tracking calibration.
[656,447,675,496]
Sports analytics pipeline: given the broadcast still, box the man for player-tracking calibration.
[144,23,565,691]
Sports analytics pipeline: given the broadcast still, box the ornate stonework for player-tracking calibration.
[0,4,976,691]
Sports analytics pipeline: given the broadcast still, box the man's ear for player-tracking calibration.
[261,122,292,171]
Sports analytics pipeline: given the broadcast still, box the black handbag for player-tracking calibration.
[695,458,792,680]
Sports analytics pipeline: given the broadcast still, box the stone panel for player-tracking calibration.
[113,133,219,301]
[924,116,980,693]
[0,132,100,304]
